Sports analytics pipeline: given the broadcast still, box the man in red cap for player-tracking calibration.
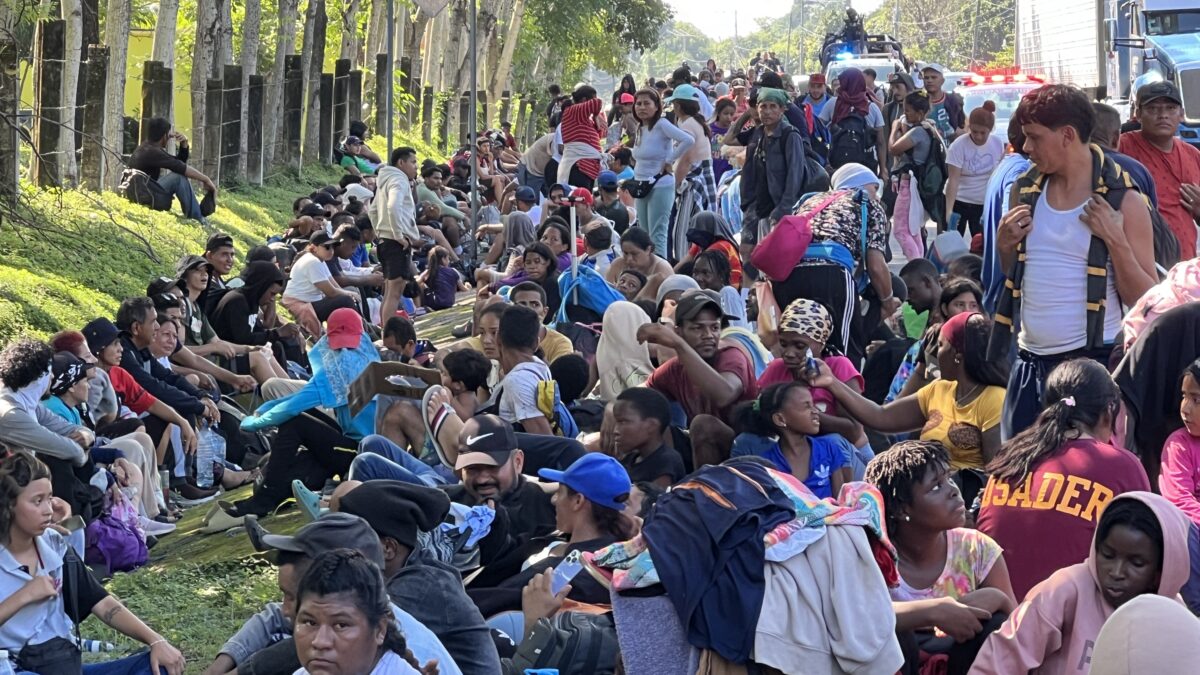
[568,186,609,233]
[803,73,832,117]
[607,92,639,150]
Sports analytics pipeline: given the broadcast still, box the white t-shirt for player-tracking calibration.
[285,252,332,303]
[946,134,1006,205]
[491,359,553,425]
[818,99,885,128]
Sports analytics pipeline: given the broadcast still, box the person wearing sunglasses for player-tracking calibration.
[281,232,360,338]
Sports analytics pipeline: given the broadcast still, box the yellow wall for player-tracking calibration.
[20,29,195,133]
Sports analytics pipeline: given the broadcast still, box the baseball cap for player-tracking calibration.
[146,276,179,297]
[538,454,631,511]
[731,78,747,89]
[325,307,363,350]
[308,231,335,248]
[81,317,121,356]
[49,352,93,396]
[921,63,945,75]
[809,73,826,85]
[455,414,517,471]
[300,203,326,218]
[345,135,363,146]
[1137,81,1182,108]
[569,187,594,206]
[338,480,451,550]
[258,512,385,568]
[514,185,538,203]
[596,171,619,190]
[665,83,702,103]
[674,288,730,326]
[205,232,235,252]
[619,93,635,104]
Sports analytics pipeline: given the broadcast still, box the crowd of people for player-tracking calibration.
[4,51,1200,675]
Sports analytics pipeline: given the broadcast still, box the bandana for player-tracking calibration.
[780,299,833,345]
[50,360,89,396]
[758,88,789,106]
[939,311,977,354]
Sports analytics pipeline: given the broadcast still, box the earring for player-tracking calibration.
[954,357,961,364]
[904,515,911,522]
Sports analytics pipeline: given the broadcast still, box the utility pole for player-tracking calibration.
[893,0,900,38]
[799,0,807,74]
[786,2,794,73]
[970,0,982,66]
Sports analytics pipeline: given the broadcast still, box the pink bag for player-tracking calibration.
[749,192,841,281]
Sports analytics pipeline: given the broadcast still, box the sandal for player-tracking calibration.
[423,385,460,469]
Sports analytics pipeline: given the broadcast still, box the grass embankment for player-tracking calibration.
[0,133,464,671]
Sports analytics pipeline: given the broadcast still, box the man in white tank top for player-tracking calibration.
[994,85,1157,440]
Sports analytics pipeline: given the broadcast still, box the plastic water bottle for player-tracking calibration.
[0,649,16,675]
[80,639,115,652]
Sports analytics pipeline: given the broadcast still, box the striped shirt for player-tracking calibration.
[559,98,604,178]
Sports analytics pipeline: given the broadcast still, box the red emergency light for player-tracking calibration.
[963,72,1044,86]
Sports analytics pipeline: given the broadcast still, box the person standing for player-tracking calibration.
[802,73,832,117]
[1118,82,1200,258]
[556,86,606,188]
[920,64,965,141]
[372,147,422,324]
[991,85,1156,439]
[630,88,694,255]
[944,103,1005,237]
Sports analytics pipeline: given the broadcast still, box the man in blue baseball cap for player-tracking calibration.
[593,170,630,233]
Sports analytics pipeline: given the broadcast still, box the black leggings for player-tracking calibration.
[770,261,863,365]
[311,294,357,322]
[231,410,357,516]
[952,201,984,237]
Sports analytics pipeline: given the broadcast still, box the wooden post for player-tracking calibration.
[220,64,242,185]
[499,90,510,125]
[457,95,469,147]
[283,54,303,171]
[33,20,66,187]
[439,96,451,152]
[319,73,333,164]
[398,56,412,124]
[139,61,162,142]
[513,95,525,143]
[80,46,108,190]
[374,53,388,136]
[333,58,350,139]
[348,69,362,128]
[523,100,536,146]
[0,39,19,196]
[203,77,223,183]
[421,85,434,145]
[247,73,264,185]
[410,79,422,128]
[477,90,487,131]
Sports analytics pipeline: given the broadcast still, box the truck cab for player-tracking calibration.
[1113,1,1200,147]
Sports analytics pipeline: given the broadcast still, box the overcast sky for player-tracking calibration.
[667,0,886,41]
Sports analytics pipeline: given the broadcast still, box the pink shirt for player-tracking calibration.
[1159,427,1200,526]
[757,355,864,416]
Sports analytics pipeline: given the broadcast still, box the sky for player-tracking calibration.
[667,0,886,41]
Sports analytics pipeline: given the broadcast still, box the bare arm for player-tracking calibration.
[723,109,754,146]
[944,165,962,233]
[809,361,926,432]
[92,595,185,675]
[201,654,236,675]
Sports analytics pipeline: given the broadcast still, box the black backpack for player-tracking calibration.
[911,127,949,229]
[118,168,173,211]
[503,611,619,675]
[827,112,876,171]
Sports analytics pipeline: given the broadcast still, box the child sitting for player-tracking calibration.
[868,440,1016,674]
[611,388,687,489]
[731,382,850,499]
[969,492,1191,674]
[418,246,467,311]
[1160,357,1200,526]
[440,348,492,420]
[615,268,647,302]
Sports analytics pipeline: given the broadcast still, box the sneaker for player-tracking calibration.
[139,516,177,537]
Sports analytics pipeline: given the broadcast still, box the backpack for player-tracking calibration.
[118,168,173,211]
[85,492,148,573]
[536,379,580,438]
[827,112,876,171]
[804,103,831,164]
[555,265,623,326]
[503,611,619,675]
[911,127,949,229]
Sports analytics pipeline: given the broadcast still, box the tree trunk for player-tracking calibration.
[238,0,260,178]
[442,0,466,138]
[264,0,299,168]
[339,0,360,60]
[488,0,522,121]
[151,0,178,66]
[302,0,327,164]
[423,10,444,92]
[59,0,81,186]
[362,0,385,120]
[102,0,130,188]
[404,11,429,85]
[219,0,234,69]
[191,0,219,167]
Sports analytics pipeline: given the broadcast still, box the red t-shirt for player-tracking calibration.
[757,355,863,417]
[107,365,158,415]
[687,239,744,287]
[975,439,1151,601]
[1117,132,1200,257]
[646,345,758,423]
[559,98,605,179]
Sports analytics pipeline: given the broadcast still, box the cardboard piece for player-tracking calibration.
[348,361,442,417]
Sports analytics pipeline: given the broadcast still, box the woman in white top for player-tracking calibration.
[292,549,429,675]
[944,101,1005,237]
[281,232,360,334]
[630,88,694,255]
[667,84,718,211]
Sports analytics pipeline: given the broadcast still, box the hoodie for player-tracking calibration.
[969,492,1191,675]
[210,261,285,346]
[371,165,420,244]
[1089,594,1200,675]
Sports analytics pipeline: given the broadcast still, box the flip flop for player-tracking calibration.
[423,385,457,469]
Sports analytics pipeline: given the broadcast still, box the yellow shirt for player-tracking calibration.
[915,380,1005,471]
[539,328,575,365]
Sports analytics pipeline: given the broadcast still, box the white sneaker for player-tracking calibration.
[140,516,177,536]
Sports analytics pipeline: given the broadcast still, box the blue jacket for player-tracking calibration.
[242,333,378,440]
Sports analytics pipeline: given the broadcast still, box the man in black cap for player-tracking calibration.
[337,481,501,675]
[202,513,458,675]
[327,224,384,303]
[339,136,379,176]
[1119,81,1200,257]
[639,289,758,466]
[203,233,238,309]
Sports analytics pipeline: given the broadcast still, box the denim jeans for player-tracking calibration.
[156,171,204,222]
[635,183,676,254]
[350,435,448,487]
[15,651,165,675]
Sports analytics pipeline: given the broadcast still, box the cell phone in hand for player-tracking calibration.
[551,550,583,596]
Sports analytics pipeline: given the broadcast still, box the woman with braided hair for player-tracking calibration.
[867,440,1014,675]
[976,359,1150,601]
[293,549,433,675]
